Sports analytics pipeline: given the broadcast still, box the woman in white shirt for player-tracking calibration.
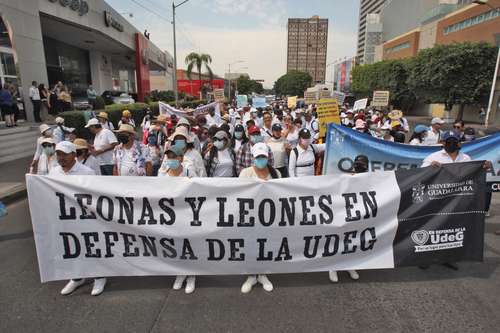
[409,125,428,146]
[283,116,302,149]
[266,123,289,177]
[205,130,236,177]
[239,143,280,293]
[36,137,58,175]
[164,126,206,177]
[288,128,325,177]
[231,124,247,155]
[158,146,196,293]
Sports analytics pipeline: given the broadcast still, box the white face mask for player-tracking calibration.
[213,140,225,150]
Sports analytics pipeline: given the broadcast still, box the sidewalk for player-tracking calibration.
[0,156,31,204]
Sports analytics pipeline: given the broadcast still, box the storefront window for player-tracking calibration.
[0,52,16,76]
[0,17,12,48]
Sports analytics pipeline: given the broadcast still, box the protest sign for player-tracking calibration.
[237,95,248,108]
[353,98,368,111]
[304,91,317,105]
[213,89,225,102]
[371,91,390,107]
[317,99,340,138]
[288,96,298,108]
[319,90,331,100]
[26,162,485,282]
[323,124,500,192]
[252,97,267,108]
[332,91,346,105]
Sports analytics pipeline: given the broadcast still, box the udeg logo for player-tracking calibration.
[411,228,465,252]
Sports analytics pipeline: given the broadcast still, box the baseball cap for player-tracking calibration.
[39,124,51,134]
[234,124,245,132]
[247,125,261,135]
[55,116,65,124]
[298,128,311,139]
[55,141,76,154]
[251,142,269,158]
[40,137,55,145]
[346,109,354,114]
[85,118,100,128]
[442,130,460,141]
[431,117,445,125]
[73,138,89,150]
[272,123,282,131]
[414,125,429,134]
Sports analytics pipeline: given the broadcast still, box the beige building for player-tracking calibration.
[287,16,328,84]
[356,0,387,64]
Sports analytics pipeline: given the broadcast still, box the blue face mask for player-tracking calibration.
[254,157,268,169]
[164,159,180,170]
[234,132,243,140]
[250,135,263,144]
[174,139,186,151]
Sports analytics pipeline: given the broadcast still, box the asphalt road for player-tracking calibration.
[1,197,500,333]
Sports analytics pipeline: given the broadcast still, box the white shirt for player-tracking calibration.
[94,128,118,165]
[184,148,206,177]
[261,126,273,140]
[304,119,319,141]
[29,86,40,100]
[49,161,96,176]
[205,113,223,127]
[409,138,423,146]
[233,139,243,155]
[288,143,325,177]
[423,128,441,146]
[422,149,471,167]
[286,128,300,148]
[37,154,58,175]
[101,121,115,131]
[213,149,234,177]
[158,163,195,177]
[267,137,287,169]
[239,166,280,180]
[79,154,101,175]
[112,143,152,176]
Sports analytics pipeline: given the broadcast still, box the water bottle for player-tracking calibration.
[0,201,7,218]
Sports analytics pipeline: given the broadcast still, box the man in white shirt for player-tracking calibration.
[29,81,41,122]
[423,117,444,146]
[85,118,118,175]
[260,112,274,141]
[288,128,325,177]
[303,110,320,143]
[49,141,107,296]
[267,123,289,177]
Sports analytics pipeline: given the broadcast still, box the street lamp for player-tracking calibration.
[227,60,244,102]
[172,0,190,106]
[474,0,499,127]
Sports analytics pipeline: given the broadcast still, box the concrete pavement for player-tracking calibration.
[1,196,499,332]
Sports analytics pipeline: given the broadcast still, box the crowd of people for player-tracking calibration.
[29,80,76,123]
[0,82,21,127]
[29,98,494,296]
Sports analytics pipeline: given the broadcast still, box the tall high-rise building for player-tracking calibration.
[356,0,387,64]
[287,16,328,84]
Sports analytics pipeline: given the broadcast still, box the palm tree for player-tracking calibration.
[185,52,213,99]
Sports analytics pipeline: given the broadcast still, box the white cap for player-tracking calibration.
[85,118,100,128]
[55,116,65,124]
[340,112,346,118]
[431,117,445,125]
[251,142,269,158]
[39,124,51,134]
[55,141,76,154]
[177,117,190,127]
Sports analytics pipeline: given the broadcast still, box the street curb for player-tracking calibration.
[0,185,27,205]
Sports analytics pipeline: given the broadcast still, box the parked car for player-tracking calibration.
[102,91,135,105]
[72,95,92,110]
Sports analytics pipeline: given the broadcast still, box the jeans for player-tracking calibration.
[32,100,41,122]
[100,164,114,176]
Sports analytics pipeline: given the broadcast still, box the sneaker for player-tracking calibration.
[61,279,86,295]
[173,275,186,290]
[257,274,273,292]
[328,271,338,283]
[91,278,107,296]
[241,275,258,294]
[185,276,196,294]
[348,270,359,280]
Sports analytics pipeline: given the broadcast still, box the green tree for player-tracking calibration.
[351,59,416,112]
[236,75,264,95]
[185,52,213,99]
[408,42,497,120]
[273,70,312,97]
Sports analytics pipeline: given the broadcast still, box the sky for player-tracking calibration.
[105,0,360,88]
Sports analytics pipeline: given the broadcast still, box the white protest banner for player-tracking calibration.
[213,89,225,102]
[27,163,485,282]
[371,91,390,107]
[353,98,368,111]
[159,101,218,118]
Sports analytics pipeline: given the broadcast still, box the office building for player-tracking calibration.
[356,0,387,64]
[287,16,329,84]
[0,0,173,121]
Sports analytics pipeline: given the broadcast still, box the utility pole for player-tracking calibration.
[172,0,189,106]
[227,60,244,104]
